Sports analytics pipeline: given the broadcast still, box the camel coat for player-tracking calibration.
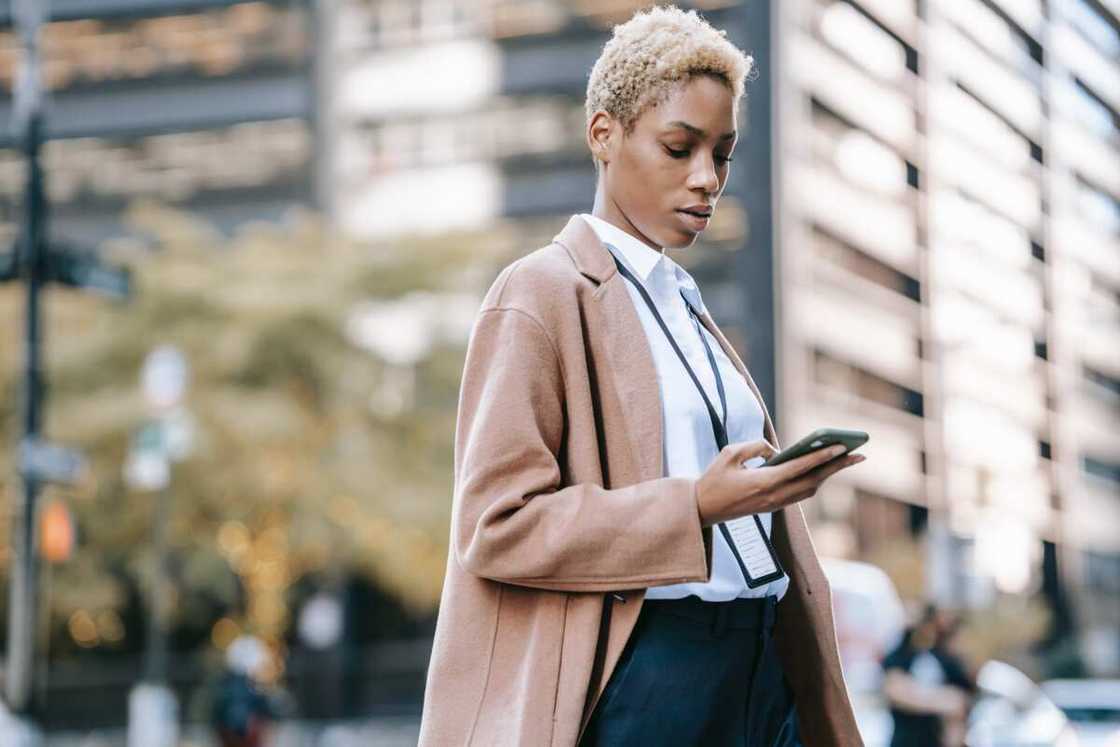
[418,215,862,746]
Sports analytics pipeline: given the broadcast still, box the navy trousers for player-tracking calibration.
[579,595,802,747]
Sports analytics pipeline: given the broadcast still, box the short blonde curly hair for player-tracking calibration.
[585,5,754,138]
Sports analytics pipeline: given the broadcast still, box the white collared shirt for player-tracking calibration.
[579,213,789,602]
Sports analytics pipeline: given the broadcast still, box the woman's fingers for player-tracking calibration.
[709,440,867,521]
[766,443,848,483]
[770,453,864,507]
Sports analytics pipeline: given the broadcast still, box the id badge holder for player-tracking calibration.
[718,516,785,588]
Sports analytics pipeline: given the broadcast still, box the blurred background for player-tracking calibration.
[0,0,1117,745]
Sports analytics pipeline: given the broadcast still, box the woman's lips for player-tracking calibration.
[677,209,710,232]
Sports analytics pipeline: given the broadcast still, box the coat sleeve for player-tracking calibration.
[451,306,715,591]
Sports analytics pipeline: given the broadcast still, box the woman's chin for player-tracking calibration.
[664,229,701,250]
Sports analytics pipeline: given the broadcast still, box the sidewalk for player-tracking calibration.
[41,715,421,747]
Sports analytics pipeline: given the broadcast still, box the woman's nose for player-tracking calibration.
[687,154,719,192]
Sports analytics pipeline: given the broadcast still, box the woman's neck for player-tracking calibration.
[589,195,664,254]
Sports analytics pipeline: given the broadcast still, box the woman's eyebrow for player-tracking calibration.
[666,120,736,141]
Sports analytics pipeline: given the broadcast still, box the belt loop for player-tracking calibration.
[763,595,776,629]
[711,603,729,638]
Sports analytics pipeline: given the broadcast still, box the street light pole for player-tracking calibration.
[124,347,191,747]
[3,5,129,737]
[145,481,171,684]
[6,0,49,722]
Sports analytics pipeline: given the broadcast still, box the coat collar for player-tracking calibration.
[552,214,618,284]
[576,213,709,317]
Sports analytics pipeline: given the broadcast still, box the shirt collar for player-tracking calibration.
[578,213,708,316]
[675,267,707,317]
[578,213,664,282]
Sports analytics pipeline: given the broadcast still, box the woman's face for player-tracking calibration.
[590,74,738,250]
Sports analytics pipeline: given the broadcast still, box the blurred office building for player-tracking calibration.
[328,0,1120,674]
[0,0,318,247]
[771,0,1120,676]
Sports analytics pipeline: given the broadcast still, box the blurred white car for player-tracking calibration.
[821,558,908,747]
[1041,679,1120,747]
[821,558,908,693]
[967,660,1081,747]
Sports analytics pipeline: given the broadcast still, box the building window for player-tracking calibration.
[1083,455,1120,485]
[1074,176,1120,235]
[1084,364,1120,399]
[1084,550,1120,594]
[812,349,924,416]
[1055,0,1120,58]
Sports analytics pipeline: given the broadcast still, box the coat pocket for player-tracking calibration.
[470,586,570,746]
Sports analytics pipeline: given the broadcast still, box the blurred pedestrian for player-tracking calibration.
[882,604,976,747]
[210,635,275,747]
[418,5,865,746]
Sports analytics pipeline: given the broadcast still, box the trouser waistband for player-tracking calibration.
[642,595,778,636]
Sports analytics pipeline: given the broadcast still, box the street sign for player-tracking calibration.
[18,438,87,485]
[123,423,171,493]
[160,407,195,462]
[0,250,14,282]
[46,248,131,300]
[141,346,189,411]
[0,245,132,297]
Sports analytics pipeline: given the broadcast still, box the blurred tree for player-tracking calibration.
[0,199,509,657]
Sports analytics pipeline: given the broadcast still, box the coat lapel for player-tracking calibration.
[597,283,665,483]
[553,216,664,485]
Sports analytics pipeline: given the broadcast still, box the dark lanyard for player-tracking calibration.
[607,246,785,588]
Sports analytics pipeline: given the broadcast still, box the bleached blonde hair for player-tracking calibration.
[585,5,754,142]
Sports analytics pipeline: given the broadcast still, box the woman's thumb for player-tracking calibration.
[725,439,777,464]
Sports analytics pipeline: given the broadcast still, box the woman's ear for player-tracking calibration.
[587,110,614,166]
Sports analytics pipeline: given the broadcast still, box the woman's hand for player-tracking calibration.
[696,439,865,527]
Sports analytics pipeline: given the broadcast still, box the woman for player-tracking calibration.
[419,6,865,746]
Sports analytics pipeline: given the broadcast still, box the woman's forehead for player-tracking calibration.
[661,119,736,141]
[639,78,737,135]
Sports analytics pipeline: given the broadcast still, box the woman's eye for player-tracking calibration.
[663,145,734,164]
[664,146,734,164]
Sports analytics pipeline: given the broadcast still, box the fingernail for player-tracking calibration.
[830,445,846,456]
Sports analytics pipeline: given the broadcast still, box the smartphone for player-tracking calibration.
[761,427,869,467]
